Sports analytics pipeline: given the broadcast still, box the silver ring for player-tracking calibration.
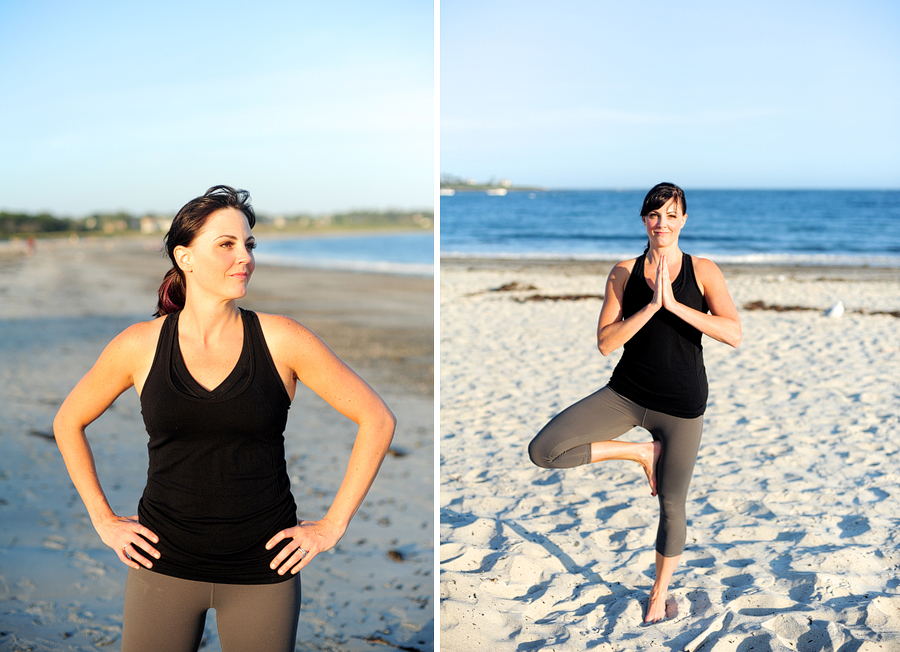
[299,548,308,557]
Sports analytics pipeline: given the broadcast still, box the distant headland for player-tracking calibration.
[440,174,546,196]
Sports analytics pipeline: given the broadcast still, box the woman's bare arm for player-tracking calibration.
[260,315,396,575]
[53,322,161,569]
[597,259,662,355]
[661,257,742,347]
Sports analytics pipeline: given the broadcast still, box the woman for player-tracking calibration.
[528,182,741,623]
[54,186,396,651]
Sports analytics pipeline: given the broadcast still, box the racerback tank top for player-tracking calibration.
[607,253,709,418]
[137,308,298,584]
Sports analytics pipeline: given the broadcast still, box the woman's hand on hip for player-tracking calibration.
[266,518,345,576]
[95,513,160,570]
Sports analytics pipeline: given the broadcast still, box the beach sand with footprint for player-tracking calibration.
[440,258,900,651]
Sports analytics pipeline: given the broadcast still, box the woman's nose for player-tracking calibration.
[236,244,253,262]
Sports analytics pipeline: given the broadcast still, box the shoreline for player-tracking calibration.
[440,256,900,281]
[441,255,900,277]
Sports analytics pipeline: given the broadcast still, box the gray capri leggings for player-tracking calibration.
[528,386,703,557]
[122,567,301,652]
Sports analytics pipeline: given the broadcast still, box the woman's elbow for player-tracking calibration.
[597,337,614,356]
[52,407,79,443]
[377,405,397,443]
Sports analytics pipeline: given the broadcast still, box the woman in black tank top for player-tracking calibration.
[529,183,742,623]
[54,186,396,650]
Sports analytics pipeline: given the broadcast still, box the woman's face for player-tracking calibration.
[642,196,686,249]
[176,207,256,301]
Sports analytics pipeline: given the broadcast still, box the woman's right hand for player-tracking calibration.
[95,513,161,570]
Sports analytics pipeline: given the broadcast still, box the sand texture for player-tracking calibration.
[0,236,433,651]
[440,258,900,651]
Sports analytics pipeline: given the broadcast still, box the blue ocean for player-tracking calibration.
[255,231,434,276]
[440,190,900,267]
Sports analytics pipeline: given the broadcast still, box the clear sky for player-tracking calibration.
[441,0,900,190]
[1,1,433,216]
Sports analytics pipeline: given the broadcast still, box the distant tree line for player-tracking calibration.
[0,211,139,237]
[1,211,85,235]
[0,209,433,238]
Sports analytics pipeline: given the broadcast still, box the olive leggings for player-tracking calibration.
[528,386,703,557]
[122,566,301,652]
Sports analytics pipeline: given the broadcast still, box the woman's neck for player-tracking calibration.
[178,297,241,345]
[644,243,682,268]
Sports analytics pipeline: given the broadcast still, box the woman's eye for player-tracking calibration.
[247,242,257,250]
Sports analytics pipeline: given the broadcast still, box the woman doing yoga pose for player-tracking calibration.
[528,182,741,623]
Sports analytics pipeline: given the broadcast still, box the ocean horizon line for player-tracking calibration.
[441,186,900,193]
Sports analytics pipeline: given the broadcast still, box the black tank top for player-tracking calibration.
[138,309,298,584]
[607,253,709,418]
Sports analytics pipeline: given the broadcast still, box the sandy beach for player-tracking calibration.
[440,257,900,650]
[0,236,434,651]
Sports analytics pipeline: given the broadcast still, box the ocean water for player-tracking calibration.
[254,231,434,276]
[440,190,900,267]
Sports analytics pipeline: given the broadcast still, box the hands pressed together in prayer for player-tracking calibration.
[649,255,678,313]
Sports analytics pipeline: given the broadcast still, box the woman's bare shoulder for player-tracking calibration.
[108,317,166,354]
[690,256,726,280]
[607,258,638,284]
[254,312,320,346]
[255,311,310,332]
[87,318,165,388]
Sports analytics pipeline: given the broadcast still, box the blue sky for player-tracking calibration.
[1,1,433,216]
[441,0,900,189]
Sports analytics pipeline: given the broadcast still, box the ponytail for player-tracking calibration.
[155,267,186,317]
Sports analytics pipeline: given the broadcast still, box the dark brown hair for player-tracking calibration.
[641,182,686,217]
[640,182,686,253]
[154,185,256,317]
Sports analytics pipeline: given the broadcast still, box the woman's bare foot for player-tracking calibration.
[641,441,662,496]
[644,588,668,623]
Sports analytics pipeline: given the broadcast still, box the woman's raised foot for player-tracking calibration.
[642,440,662,496]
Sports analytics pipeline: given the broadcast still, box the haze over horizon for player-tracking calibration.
[1,1,433,217]
[442,1,900,191]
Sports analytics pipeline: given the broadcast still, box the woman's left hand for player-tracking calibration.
[265,518,345,576]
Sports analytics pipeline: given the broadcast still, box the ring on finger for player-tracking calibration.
[299,548,308,558]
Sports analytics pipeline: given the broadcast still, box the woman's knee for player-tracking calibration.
[527,435,555,468]
[658,491,686,516]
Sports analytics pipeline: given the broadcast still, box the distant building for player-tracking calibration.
[139,215,173,234]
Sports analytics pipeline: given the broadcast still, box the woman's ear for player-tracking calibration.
[174,245,192,272]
